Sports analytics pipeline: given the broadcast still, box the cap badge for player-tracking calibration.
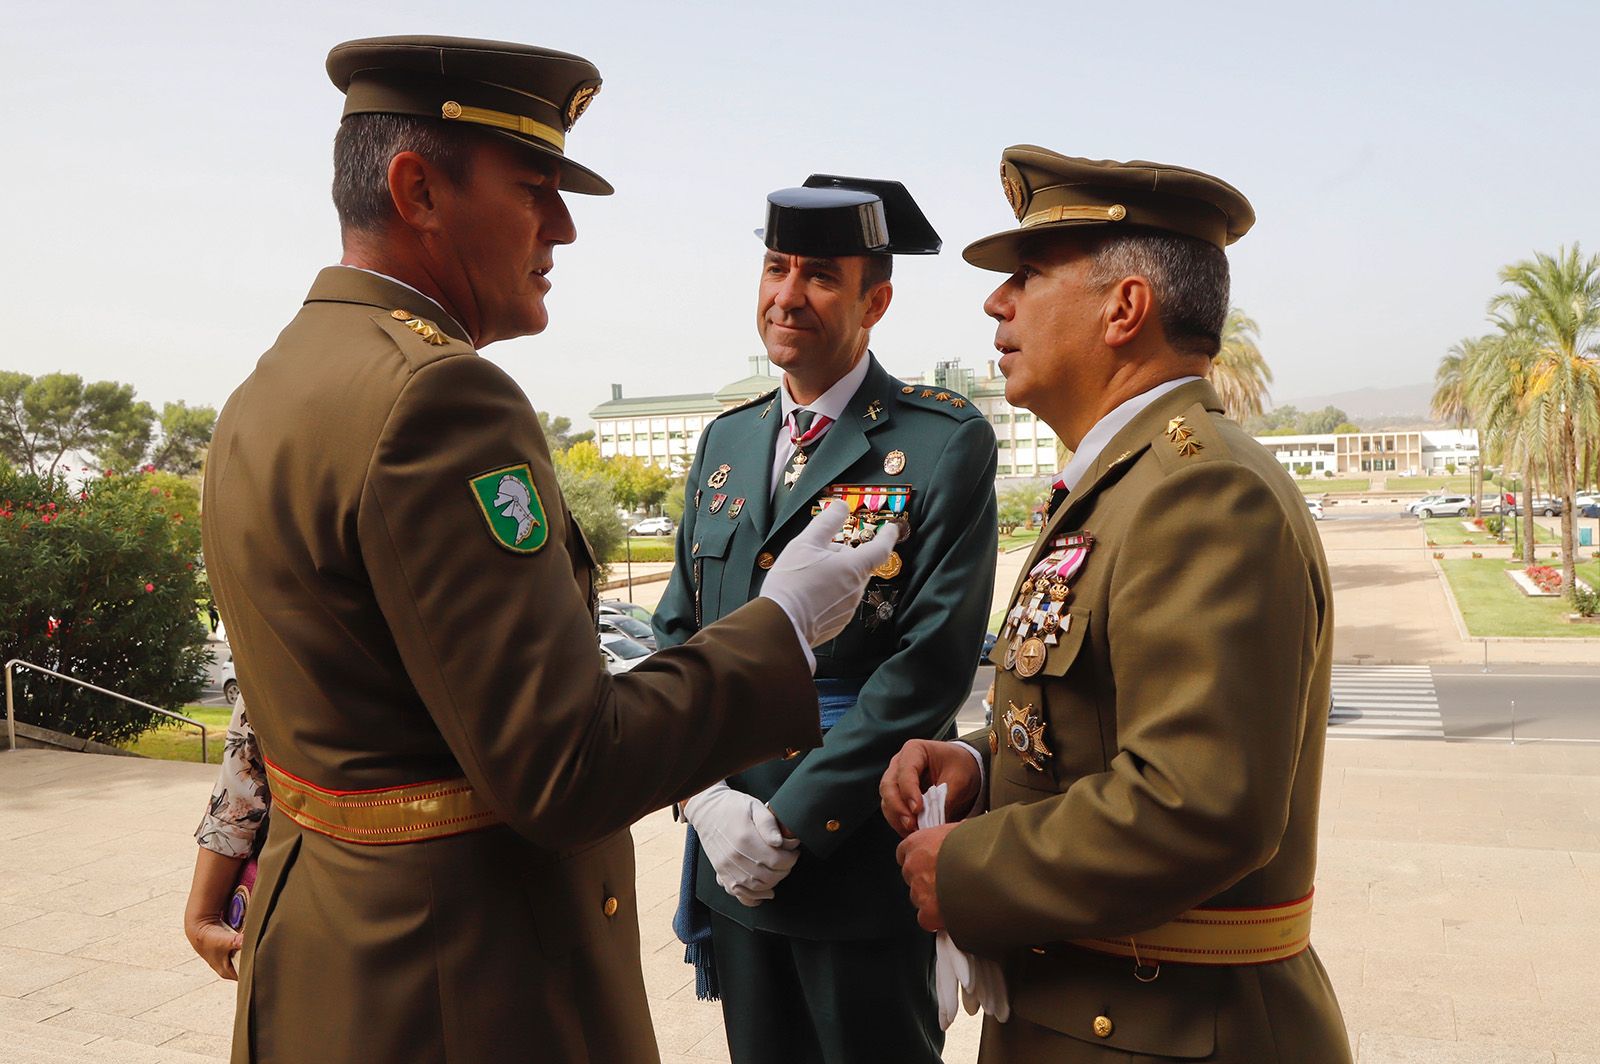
[441,100,464,120]
[1001,162,1026,219]
[565,84,599,130]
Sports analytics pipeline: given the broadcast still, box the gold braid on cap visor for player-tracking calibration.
[440,100,565,152]
[1021,203,1128,228]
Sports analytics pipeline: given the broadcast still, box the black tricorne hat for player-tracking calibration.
[757,175,941,257]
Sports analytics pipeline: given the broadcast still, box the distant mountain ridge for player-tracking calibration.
[1276,382,1440,426]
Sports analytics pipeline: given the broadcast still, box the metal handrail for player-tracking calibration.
[4,658,209,763]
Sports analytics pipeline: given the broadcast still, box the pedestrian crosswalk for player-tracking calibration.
[1328,665,1445,740]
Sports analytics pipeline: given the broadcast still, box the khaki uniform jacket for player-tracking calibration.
[203,268,821,1064]
[940,381,1351,1063]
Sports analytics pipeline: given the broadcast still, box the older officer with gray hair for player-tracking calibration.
[882,148,1351,1063]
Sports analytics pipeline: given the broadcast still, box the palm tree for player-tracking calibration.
[1209,308,1273,419]
[1490,245,1600,598]
[1469,315,1546,564]
[1433,340,1478,512]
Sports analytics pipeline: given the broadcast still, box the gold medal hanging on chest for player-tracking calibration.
[1002,700,1052,771]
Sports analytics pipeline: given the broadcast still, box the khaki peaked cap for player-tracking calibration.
[963,146,1254,272]
[327,35,612,195]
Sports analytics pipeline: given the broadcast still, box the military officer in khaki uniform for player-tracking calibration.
[202,36,895,1064]
[656,179,998,1063]
[881,149,1351,1062]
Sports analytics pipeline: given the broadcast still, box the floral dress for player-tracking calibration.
[195,696,270,858]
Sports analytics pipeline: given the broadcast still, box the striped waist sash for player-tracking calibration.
[264,759,503,845]
[1067,891,1314,967]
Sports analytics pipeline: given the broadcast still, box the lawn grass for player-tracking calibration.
[1438,558,1595,637]
[1421,517,1554,546]
[998,528,1041,552]
[119,704,231,763]
[1397,476,1475,493]
[1296,478,1370,494]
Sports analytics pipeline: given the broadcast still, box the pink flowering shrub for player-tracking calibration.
[0,467,208,744]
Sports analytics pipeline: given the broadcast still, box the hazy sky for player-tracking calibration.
[7,0,1596,426]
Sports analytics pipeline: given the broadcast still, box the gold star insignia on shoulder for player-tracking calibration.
[935,392,951,402]
[1176,440,1204,457]
[1165,416,1193,443]
[394,311,447,346]
[950,398,967,409]
[921,389,935,398]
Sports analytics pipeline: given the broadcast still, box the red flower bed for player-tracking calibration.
[1526,564,1563,593]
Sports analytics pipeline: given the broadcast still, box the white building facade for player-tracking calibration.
[589,359,1474,485]
[1255,429,1479,478]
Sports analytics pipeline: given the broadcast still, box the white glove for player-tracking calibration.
[919,784,1009,1028]
[683,782,800,907]
[760,501,900,647]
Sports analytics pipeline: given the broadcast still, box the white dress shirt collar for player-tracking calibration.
[779,351,873,425]
[1052,376,1202,493]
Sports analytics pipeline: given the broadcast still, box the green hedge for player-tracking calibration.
[606,539,675,563]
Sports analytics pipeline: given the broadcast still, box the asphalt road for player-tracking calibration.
[956,662,1600,743]
[1433,665,1600,742]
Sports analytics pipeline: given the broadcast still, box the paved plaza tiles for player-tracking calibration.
[2,742,1599,1063]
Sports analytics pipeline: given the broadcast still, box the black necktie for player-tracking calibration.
[1047,485,1069,519]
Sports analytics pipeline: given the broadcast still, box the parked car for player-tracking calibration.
[598,600,653,625]
[1509,497,1562,517]
[1401,494,1446,515]
[978,632,998,665]
[1412,495,1471,518]
[1307,499,1324,521]
[599,632,652,674]
[599,615,657,650]
[1477,496,1512,515]
[1580,501,1600,519]
[1574,491,1600,511]
[629,516,675,537]
[220,654,240,706]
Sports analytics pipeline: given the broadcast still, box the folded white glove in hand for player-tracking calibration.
[760,501,900,648]
[684,782,800,907]
[920,783,1009,1028]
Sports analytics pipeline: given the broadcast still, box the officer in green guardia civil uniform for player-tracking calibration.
[881,149,1351,1063]
[202,36,901,1064]
[654,177,999,1064]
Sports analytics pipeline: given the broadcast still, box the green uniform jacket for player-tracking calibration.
[941,381,1350,1062]
[655,355,998,938]
[203,268,822,1064]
